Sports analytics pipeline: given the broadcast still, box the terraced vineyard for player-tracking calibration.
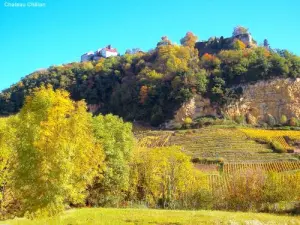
[207,171,300,192]
[240,128,300,139]
[240,128,300,151]
[167,128,298,162]
[223,161,300,174]
[135,127,300,162]
[136,127,300,194]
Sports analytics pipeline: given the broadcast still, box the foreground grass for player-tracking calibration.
[1,208,299,225]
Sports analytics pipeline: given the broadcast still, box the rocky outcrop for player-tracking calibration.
[165,78,300,128]
[234,33,255,47]
[225,78,300,124]
[164,95,217,129]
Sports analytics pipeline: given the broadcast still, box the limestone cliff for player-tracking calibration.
[226,78,300,123]
[164,95,217,128]
[166,78,300,127]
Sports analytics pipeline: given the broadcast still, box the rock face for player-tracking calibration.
[234,33,255,47]
[165,78,300,127]
[164,95,218,128]
[225,78,300,123]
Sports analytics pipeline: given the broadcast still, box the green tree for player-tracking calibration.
[270,53,289,77]
[194,70,208,93]
[88,114,134,206]
[12,86,104,217]
[263,39,270,49]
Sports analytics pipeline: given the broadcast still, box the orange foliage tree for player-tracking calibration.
[139,85,149,104]
[180,32,198,48]
[201,53,221,70]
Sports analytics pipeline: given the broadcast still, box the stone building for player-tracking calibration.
[81,45,118,62]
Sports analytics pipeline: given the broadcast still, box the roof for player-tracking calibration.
[82,51,94,56]
[102,47,118,53]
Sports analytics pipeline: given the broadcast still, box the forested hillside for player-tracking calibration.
[1,27,300,126]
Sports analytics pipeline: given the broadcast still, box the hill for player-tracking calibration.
[1,27,300,127]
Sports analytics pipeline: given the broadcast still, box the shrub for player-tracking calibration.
[280,115,288,125]
[191,157,224,165]
[233,115,245,124]
[288,117,298,127]
[215,169,266,211]
[292,202,300,215]
[183,117,193,128]
[195,117,216,127]
[266,114,276,127]
[263,172,300,205]
[186,188,213,210]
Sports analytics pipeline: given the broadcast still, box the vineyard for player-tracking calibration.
[135,127,300,193]
[240,128,300,140]
[240,128,300,151]
[136,127,298,162]
[207,171,300,193]
[222,161,300,174]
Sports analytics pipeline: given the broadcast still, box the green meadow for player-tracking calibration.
[1,208,299,225]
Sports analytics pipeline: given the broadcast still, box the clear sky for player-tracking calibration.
[0,0,299,91]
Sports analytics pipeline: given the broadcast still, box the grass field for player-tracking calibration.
[1,208,299,225]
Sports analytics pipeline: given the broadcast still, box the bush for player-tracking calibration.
[233,115,245,124]
[191,157,224,165]
[214,169,266,211]
[266,114,276,127]
[195,117,216,127]
[280,115,288,125]
[186,189,213,210]
[288,117,298,127]
[183,117,193,128]
[292,202,300,215]
[195,116,236,128]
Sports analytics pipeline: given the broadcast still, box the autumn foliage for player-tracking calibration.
[139,85,148,104]
[180,32,198,48]
[232,39,246,50]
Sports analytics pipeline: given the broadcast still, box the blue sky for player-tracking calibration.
[0,0,299,91]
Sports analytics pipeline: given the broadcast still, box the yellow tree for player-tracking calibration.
[12,86,104,217]
[130,145,209,208]
[0,117,16,217]
[156,45,193,80]
[233,39,246,50]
